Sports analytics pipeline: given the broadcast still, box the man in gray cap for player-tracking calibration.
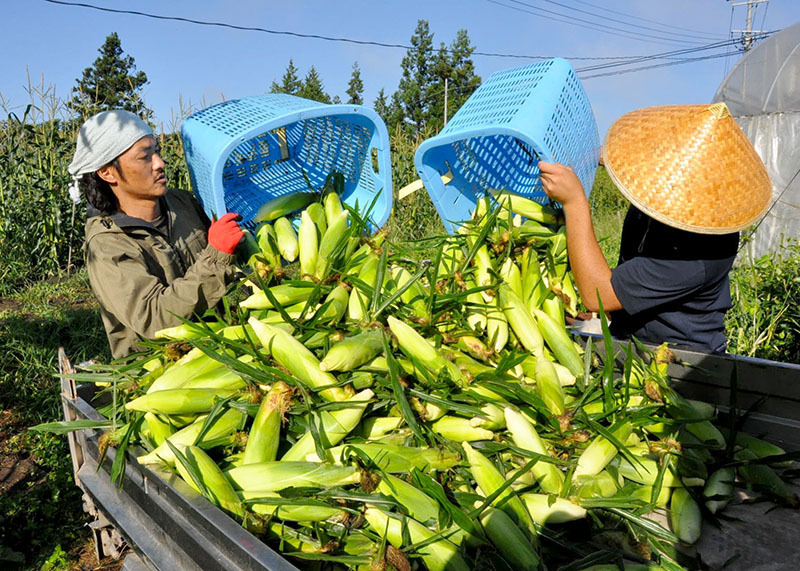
[69,110,244,358]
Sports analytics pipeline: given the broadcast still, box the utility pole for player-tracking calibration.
[443,77,449,127]
[731,0,769,52]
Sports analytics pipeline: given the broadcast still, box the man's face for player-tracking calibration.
[103,135,167,201]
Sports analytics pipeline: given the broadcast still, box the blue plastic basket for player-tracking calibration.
[180,94,393,229]
[414,58,600,234]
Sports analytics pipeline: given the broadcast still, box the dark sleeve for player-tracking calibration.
[610,257,708,316]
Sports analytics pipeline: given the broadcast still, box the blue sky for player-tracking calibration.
[2,0,798,137]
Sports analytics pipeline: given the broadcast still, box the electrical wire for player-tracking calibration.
[41,0,683,62]
[510,0,725,42]
[486,0,704,47]
[567,0,727,39]
[578,50,740,80]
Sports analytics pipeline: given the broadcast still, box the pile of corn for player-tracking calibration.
[96,187,797,570]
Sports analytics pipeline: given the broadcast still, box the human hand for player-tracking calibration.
[538,161,586,208]
[208,212,244,254]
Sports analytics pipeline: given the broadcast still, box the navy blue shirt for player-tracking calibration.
[609,207,739,354]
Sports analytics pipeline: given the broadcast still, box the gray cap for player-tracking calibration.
[68,110,153,203]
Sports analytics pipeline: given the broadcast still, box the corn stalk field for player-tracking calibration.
[0,89,798,569]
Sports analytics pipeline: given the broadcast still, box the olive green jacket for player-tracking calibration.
[84,188,235,359]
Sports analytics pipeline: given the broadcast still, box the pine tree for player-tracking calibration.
[428,29,481,132]
[270,59,302,95]
[70,32,150,118]
[297,66,331,103]
[396,20,436,134]
[373,88,390,124]
[346,62,364,105]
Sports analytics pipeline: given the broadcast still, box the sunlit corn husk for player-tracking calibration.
[387,316,449,376]
[273,217,299,262]
[573,422,633,479]
[240,490,342,521]
[703,467,735,514]
[313,284,349,325]
[478,505,540,571]
[146,348,221,393]
[616,454,682,487]
[473,244,495,302]
[520,493,587,525]
[143,412,173,447]
[125,388,240,415]
[377,473,440,524]
[154,321,225,341]
[256,222,282,269]
[247,317,353,402]
[432,416,494,442]
[239,283,314,310]
[533,309,583,377]
[320,329,383,372]
[137,409,245,466]
[314,209,349,279]
[470,402,506,430]
[323,191,344,225]
[242,382,292,465]
[486,297,509,353]
[226,462,360,492]
[499,284,544,356]
[503,407,564,494]
[360,416,403,439]
[173,445,245,518]
[535,358,566,417]
[315,442,460,473]
[465,279,488,332]
[363,507,469,571]
[298,210,319,278]
[281,389,373,461]
[348,254,379,321]
[390,265,429,319]
[573,470,621,499]
[685,420,726,450]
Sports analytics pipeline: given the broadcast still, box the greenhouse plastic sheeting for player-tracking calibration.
[713,21,800,260]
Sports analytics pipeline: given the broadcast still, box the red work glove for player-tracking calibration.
[208,212,244,254]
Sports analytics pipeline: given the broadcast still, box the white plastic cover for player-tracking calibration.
[713,21,800,259]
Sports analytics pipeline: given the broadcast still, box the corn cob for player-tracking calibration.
[432,416,494,442]
[387,316,449,376]
[629,483,672,507]
[470,402,506,430]
[348,254,379,321]
[125,388,240,415]
[226,462,360,491]
[314,209,349,279]
[240,490,342,521]
[390,265,429,319]
[154,321,225,341]
[462,442,536,538]
[242,382,291,465]
[323,191,344,226]
[247,317,353,402]
[360,416,403,439]
[143,412,173,447]
[574,422,633,478]
[273,217,299,262]
[473,243,495,301]
[306,201,327,237]
[685,420,726,450]
[377,473,440,524]
[137,408,245,465]
[733,432,793,468]
[281,389,373,461]
[298,210,318,278]
[703,467,735,514]
[363,507,469,571]
[313,442,460,473]
[181,355,251,390]
[173,445,245,518]
[617,454,682,487]
[320,329,383,372]
[256,222,282,269]
[535,358,566,417]
[478,505,541,571]
[520,493,587,524]
[239,282,314,310]
[465,278,489,332]
[574,470,620,499]
[491,190,559,225]
[542,296,565,330]
[499,285,544,356]
[504,408,564,494]
[255,191,317,222]
[499,257,524,299]
[486,296,509,353]
[532,309,583,377]
[669,486,702,544]
[735,448,799,506]
[147,348,221,393]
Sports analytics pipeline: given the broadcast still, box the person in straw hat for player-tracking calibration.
[539,103,772,354]
[68,110,245,359]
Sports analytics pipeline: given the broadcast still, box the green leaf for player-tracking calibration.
[29,419,112,434]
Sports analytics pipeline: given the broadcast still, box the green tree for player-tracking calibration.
[297,66,331,103]
[270,59,302,95]
[428,29,481,131]
[373,88,390,124]
[396,20,436,134]
[70,32,149,118]
[346,62,364,105]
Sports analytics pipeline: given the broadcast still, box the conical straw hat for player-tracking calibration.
[602,103,772,235]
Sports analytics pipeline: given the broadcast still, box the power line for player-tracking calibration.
[514,0,726,42]
[568,0,727,39]
[578,51,740,80]
[41,0,680,62]
[488,0,707,46]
